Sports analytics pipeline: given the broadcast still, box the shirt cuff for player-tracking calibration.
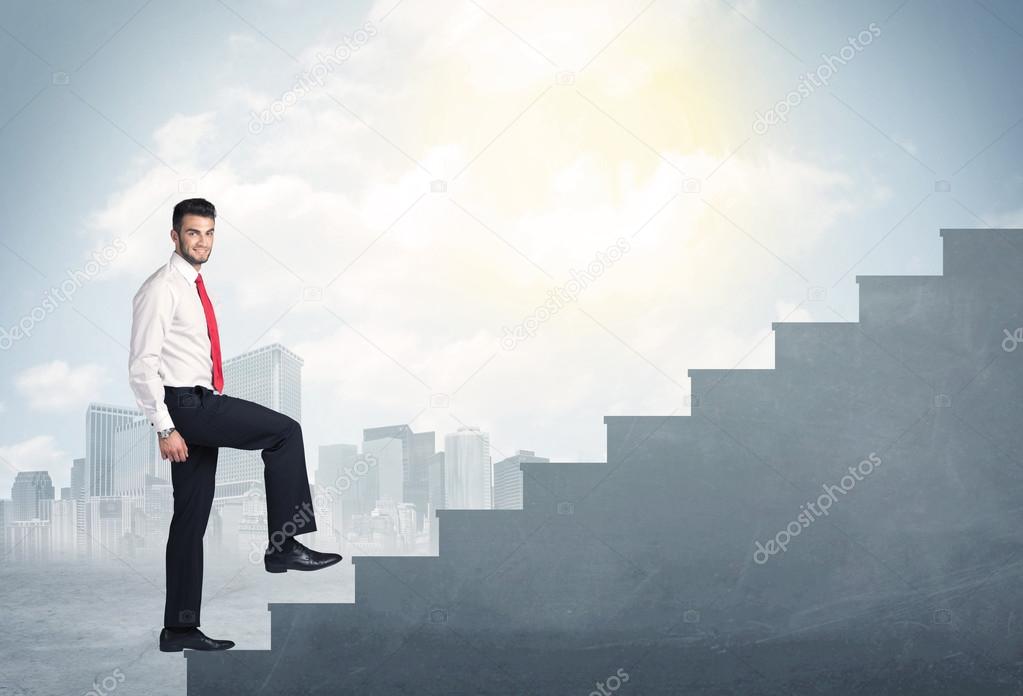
[152,412,176,433]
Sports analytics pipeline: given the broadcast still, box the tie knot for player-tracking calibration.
[195,273,203,285]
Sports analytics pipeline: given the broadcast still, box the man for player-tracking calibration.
[128,198,342,653]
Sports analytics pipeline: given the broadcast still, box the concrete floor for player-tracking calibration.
[0,552,353,696]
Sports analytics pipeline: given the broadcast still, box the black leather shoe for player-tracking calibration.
[264,537,343,573]
[159,628,235,652]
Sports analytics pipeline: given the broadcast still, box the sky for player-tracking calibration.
[1,0,1022,495]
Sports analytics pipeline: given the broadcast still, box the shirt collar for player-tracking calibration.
[169,250,200,284]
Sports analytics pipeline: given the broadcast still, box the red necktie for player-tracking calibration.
[195,273,224,393]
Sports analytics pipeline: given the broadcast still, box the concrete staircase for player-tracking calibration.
[185,229,1023,694]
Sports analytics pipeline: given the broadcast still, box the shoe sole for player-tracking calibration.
[264,556,343,573]
[159,644,234,652]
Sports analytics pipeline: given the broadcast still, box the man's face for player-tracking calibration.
[173,214,215,265]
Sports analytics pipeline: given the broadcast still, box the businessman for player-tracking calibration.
[129,198,342,653]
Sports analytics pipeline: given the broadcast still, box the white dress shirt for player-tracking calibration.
[128,250,218,432]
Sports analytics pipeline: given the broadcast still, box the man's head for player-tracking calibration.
[171,198,216,267]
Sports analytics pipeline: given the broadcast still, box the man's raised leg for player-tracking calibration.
[183,390,341,571]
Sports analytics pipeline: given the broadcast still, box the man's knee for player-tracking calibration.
[280,416,300,440]
[263,414,301,452]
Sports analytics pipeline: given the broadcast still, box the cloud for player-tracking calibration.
[774,300,814,324]
[82,0,877,458]
[0,435,69,495]
[15,361,106,412]
[153,112,219,168]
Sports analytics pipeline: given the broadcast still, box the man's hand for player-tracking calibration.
[160,431,189,462]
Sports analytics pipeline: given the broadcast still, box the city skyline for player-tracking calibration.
[0,338,542,563]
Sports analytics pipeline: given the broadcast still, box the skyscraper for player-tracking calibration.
[427,451,445,554]
[8,519,50,562]
[319,444,379,539]
[493,450,549,510]
[316,444,359,492]
[70,458,85,500]
[81,408,162,558]
[48,497,77,558]
[362,437,404,513]
[84,496,131,560]
[316,443,358,539]
[144,474,173,554]
[85,403,144,497]
[70,457,87,558]
[215,343,304,504]
[113,415,161,498]
[396,502,416,550]
[11,471,54,522]
[444,426,491,509]
[362,425,434,528]
[428,451,445,513]
[410,431,435,530]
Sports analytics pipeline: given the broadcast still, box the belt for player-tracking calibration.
[165,384,221,396]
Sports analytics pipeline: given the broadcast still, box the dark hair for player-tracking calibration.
[172,198,216,232]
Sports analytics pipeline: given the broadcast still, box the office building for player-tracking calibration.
[444,426,491,509]
[11,471,54,522]
[493,450,549,510]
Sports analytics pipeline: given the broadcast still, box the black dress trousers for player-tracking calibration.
[162,384,318,628]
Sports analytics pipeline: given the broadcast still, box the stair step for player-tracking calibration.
[520,461,616,513]
[269,602,356,650]
[184,650,275,691]
[353,555,448,620]
[604,415,693,464]
[856,275,943,326]
[941,228,1023,279]
[687,368,775,414]
[772,321,858,369]
[436,509,543,556]
[856,272,1023,374]
[352,552,537,627]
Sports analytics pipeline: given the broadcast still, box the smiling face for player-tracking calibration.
[172,214,215,267]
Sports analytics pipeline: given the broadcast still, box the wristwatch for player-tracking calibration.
[157,427,177,439]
